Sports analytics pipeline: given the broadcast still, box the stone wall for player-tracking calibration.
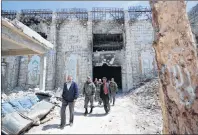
[1,56,20,93]
[124,10,155,91]
[56,18,92,92]
[18,56,28,87]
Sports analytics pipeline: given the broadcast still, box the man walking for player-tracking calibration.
[94,78,98,101]
[60,75,78,129]
[109,78,118,106]
[95,79,103,105]
[100,77,111,114]
[83,76,96,116]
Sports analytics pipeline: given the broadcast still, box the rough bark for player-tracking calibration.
[150,1,198,134]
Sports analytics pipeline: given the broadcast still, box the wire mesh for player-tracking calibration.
[56,8,88,21]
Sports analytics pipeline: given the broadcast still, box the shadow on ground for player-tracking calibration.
[42,124,60,131]
[42,123,71,131]
[74,111,84,116]
[88,113,107,117]
[74,111,107,117]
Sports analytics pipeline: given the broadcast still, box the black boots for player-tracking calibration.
[84,108,88,116]
[59,124,65,129]
[89,107,93,114]
[84,108,93,115]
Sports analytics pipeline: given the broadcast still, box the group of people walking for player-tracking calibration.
[59,75,118,129]
[83,76,118,116]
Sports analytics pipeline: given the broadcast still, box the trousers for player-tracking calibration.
[84,95,94,108]
[60,99,74,126]
[110,92,116,104]
[102,95,110,113]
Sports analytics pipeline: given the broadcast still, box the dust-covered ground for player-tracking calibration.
[26,79,163,134]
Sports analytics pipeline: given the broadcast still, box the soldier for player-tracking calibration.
[83,76,96,116]
[94,78,98,101]
[109,78,118,106]
[100,77,111,114]
[94,78,98,84]
[95,79,103,105]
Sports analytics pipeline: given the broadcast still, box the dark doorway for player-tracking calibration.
[93,64,122,89]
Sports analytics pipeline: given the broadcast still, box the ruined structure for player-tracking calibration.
[2,18,53,94]
[150,1,198,134]
[2,7,157,92]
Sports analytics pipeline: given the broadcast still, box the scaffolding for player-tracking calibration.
[92,7,124,24]
[93,34,123,52]
[56,8,88,21]
[20,9,53,26]
[128,6,151,23]
[2,10,17,20]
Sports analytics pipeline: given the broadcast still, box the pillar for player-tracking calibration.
[39,54,47,91]
[45,11,57,90]
[88,11,93,79]
[123,10,133,92]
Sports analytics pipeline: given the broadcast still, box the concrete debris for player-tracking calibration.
[2,90,34,101]
[125,79,163,134]
[2,93,8,100]
[54,87,63,98]
[129,79,161,110]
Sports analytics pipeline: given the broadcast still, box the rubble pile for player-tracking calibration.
[127,79,163,134]
[2,90,34,102]
[129,79,161,110]
[2,87,55,100]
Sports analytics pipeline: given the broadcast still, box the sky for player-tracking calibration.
[2,1,198,12]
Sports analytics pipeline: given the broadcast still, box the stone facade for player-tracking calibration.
[2,9,156,93]
[1,56,20,93]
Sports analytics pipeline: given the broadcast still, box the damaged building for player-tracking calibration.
[2,7,159,92]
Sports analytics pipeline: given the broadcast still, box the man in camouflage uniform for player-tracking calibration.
[94,78,98,101]
[109,78,118,106]
[83,76,96,116]
[95,79,103,105]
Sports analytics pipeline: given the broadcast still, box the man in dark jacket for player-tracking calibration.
[100,77,111,114]
[60,75,78,129]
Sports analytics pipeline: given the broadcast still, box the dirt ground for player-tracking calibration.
[26,83,163,134]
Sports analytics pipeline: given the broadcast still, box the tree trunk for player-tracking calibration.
[150,1,198,134]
